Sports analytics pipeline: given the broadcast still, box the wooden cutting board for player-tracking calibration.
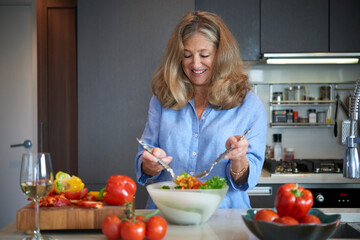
[16,201,134,230]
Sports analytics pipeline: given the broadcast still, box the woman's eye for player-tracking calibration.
[184,55,192,58]
[201,55,209,58]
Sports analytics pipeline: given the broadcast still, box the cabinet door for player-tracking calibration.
[261,0,328,53]
[195,0,260,61]
[330,0,360,52]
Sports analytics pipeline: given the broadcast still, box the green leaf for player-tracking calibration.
[199,176,227,189]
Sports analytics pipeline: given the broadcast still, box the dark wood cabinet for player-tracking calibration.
[330,0,360,52]
[261,0,329,53]
[261,0,360,54]
[196,0,260,61]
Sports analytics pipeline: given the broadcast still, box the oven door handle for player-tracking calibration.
[247,187,272,196]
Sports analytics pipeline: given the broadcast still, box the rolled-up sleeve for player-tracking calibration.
[226,95,267,191]
[135,96,163,185]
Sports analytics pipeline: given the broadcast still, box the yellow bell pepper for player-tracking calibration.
[54,171,85,194]
[88,191,106,200]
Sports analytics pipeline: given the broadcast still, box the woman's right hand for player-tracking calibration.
[141,148,173,176]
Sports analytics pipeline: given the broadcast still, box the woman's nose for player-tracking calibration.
[192,55,202,68]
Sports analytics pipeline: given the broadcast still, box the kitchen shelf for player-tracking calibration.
[270,100,335,106]
[270,123,334,128]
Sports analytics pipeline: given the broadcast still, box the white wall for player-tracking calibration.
[0,0,37,229]
[248,64,360,159]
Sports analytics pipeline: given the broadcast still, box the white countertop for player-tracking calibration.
[258,170,360,184]
[1,208,359,240]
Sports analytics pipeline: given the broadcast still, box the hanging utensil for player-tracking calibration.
[334,94,339,137]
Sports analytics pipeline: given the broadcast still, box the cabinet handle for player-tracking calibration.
[247,187,272,196]
[10,139,32,149]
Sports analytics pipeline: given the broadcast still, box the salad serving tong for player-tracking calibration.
[136,138,176,180]
[193,128,251,179]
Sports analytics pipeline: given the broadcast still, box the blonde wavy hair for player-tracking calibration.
[151,11,251,110]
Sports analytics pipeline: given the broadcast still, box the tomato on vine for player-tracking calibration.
[121,220,146,240]
[146,215,167,240]
[102,215,122,240]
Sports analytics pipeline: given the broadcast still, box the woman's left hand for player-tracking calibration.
[224,134,249,162]
[224,134,250,183]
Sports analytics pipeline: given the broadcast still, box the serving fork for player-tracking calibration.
[136,138,176,180]
[193,128,251,179]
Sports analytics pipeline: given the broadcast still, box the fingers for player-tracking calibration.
[141,148,172,176]
[224,135,249,160]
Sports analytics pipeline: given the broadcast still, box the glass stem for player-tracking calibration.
[34,199,41,239]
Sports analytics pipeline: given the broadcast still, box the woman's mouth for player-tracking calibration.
[192,69,206,74]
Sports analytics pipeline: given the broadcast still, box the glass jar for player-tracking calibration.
[320,86,330,100]
[273,92,283,102]
[284,148,295,161]
[293,85,301,101]
[285,87,294,100]
[308,109,317,123]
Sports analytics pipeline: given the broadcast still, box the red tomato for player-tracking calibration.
[300,214,322,224]
[121,220,146,240]
[274,216,299,225]
[254,209,279,222]
[146,216,168,240]
[64,188,88,200]
[102,215,122,240]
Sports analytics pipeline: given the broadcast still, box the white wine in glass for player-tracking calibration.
[20,153,54,240]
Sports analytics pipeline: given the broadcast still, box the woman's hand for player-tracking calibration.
[141,148,173,177]
[224,134,250,184]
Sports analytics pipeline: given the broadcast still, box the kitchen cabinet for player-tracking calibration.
[195,0,260,61]
[261,0,360,54]
[261,0,329,53]
[330,0,360,52]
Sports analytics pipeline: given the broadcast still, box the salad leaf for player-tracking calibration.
[199,176,227,189]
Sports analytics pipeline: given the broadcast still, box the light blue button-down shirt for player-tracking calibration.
[135,91,267,209]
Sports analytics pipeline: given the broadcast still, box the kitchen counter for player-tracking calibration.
[258,169,360,184]
[1,208,359,240]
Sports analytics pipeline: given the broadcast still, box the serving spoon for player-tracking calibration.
[136,138,176,180]
[193,128,251,179]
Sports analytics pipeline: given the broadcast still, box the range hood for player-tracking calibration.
[264,52,360,64]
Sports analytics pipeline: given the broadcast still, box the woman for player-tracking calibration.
[135,11,267,208]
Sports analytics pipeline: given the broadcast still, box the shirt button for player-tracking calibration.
[190,171,194,175]
[194,133,198,138]
[192,152,197,156]
[201,116,205,120]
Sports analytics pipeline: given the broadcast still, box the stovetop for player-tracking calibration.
[263,159,343,174]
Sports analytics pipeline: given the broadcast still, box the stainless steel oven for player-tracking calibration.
[248,183,360,208]
[248,159,360,208]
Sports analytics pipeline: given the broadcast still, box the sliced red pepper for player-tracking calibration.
[74,200,103,208]
[64,188,88,200]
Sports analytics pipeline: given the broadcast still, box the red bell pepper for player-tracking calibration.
[102,175,137,205]
[274,183,313,220]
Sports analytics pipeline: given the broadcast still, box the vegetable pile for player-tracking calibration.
[162,172,227,190]
[254,183,322,225]
[102,203,167,240]
[36,172,137,209]
[37,171,103,208]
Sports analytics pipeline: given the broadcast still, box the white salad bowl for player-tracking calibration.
[146,181,228,225]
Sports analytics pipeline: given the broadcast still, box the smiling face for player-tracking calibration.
[181,32,217,91]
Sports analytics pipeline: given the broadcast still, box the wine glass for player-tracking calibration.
[20,152,54,240]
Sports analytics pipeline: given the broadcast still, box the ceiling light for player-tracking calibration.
[264,53,360,64]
